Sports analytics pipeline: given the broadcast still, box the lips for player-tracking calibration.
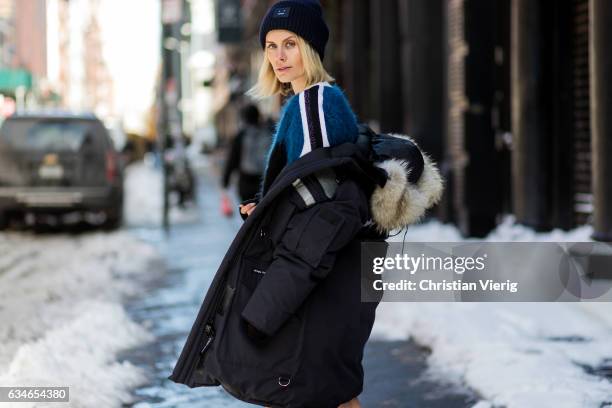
[276,66,291,74]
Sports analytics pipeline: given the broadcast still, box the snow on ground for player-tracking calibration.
[0,231,164,407]
[123,154,200,227]
[0,161,170,407]
[376,217,612,407]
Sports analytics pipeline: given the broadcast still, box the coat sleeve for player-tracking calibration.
[240,179,369,337]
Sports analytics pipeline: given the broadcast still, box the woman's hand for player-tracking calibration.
[239,203,257,217]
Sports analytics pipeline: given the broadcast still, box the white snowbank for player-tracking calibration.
[0,302,152,407]
[376,216,612,407]
[0,231,164,407]
[388,215,595,243]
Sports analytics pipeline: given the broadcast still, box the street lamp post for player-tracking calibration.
[160,0,188,232]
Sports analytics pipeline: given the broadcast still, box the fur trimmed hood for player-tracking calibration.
[369,134,444,233]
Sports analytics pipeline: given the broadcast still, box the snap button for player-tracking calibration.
[278,376,291,387]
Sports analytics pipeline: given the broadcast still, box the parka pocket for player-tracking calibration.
[216,257,306,375]
[283,206,345,274]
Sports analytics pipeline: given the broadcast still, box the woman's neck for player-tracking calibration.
[291,75,307,94]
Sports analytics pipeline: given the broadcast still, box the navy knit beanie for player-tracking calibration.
[259,0,329,61]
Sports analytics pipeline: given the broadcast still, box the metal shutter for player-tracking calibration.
[447,0,469,228]
[572,0,592,225]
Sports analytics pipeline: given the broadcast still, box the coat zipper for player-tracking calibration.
[183,274,227,384]
[186,220,262,382]
[200,323,215,355]
[182,321,216,386]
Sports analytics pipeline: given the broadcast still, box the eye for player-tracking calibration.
[285,41,296,48]
[266,43,277,50]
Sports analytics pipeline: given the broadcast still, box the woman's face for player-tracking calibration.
[265,30,305,85]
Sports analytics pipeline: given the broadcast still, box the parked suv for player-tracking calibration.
[0,113,124,230]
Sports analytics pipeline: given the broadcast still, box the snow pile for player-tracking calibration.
[1,302,152,407]
[0,231,163,407]
[388,215,594,243]
[123,157,200,227]
[374,302,612,407]
[376,217,612,407]
[482,216,594,242]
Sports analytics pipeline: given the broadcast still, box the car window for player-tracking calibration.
[0,119,96,152]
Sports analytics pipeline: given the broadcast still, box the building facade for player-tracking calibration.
[211,0,611,240]
[326,0,611,240]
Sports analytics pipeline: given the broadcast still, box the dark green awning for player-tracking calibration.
[0,69,33,92]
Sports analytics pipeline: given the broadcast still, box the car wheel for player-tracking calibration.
[102,209,122,231]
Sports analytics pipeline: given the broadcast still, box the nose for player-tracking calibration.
[275,48,287,63]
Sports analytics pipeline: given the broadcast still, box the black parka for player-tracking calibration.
[169,133,444,407]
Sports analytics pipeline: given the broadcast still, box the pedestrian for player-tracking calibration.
[221,103,272,203]
[169,1,443,407]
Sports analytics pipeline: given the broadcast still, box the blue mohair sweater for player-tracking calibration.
[258,81,359,197]
[271,82,358,164]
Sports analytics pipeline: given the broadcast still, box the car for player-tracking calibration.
[0,112,124,230]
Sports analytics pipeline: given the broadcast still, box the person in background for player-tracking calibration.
[221,103,272,202]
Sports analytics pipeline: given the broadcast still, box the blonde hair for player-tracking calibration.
[247,35,334,99]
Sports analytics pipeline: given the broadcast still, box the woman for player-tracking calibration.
[169,1,443,407]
